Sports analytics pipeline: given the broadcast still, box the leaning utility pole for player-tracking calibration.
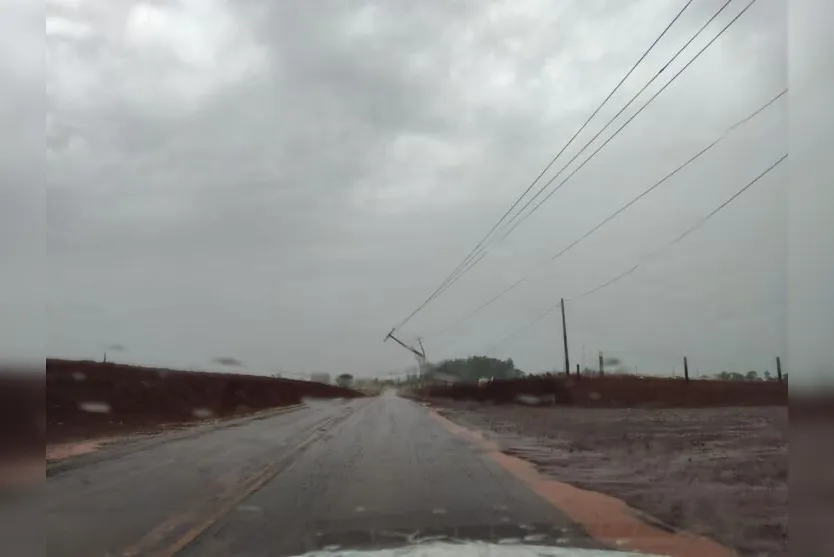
[384,329,429,386]
[384,329,426,364]
[561,298,570,376]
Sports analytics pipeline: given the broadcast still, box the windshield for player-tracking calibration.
[290,541,660,557]
[31,0,801,556]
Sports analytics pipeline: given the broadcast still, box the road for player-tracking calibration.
[47,391,593,556]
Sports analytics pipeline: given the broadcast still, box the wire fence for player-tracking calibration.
[545,349,787,384]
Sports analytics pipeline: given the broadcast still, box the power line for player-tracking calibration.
[426,86,781,338]
[498,0,748,242]
[569,153,787,301]
[436,0,698,288]
[428,249,488,302]
[430,277,527,337]
[546,88,785,265]
[388,0,697,332]
[483,303,559,354]
[399,0,750,322]
[480,153,786,352]
[570,264,641,301]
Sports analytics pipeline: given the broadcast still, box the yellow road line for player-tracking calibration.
[122,408,354,557]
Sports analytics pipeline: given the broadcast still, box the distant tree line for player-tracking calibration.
[713,370,786,382]
[431,356,524,383]
[336,373,354,388]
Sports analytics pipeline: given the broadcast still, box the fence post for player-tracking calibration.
[776,356,783,383]
[576,363,580,379]
[683,356,690,383]
[599,351,604,377]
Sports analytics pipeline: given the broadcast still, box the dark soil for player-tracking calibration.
[46,359,361,444]
[431,401,788,557]
[421,373,787,408]
[0,369,43,460]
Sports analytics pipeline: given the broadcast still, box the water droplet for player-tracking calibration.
[79,401,110,413]
[192,408,214,419]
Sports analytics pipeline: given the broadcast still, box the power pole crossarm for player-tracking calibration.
[384,330,425,360]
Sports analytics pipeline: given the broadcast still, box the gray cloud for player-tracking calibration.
[35,0,805,378]
[1,0,44,365]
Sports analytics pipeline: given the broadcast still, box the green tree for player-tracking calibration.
[336,373,354,388]
[433,356,523,383]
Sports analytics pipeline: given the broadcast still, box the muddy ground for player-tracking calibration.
[420,374,787,408]
[0,369,43,461]
[47,359,362,444]
[430,401,787,557]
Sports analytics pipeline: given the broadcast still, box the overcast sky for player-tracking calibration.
[31,0,815,378]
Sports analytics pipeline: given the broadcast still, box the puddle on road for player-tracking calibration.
[429,409,737,557]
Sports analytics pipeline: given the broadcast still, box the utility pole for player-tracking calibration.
[599,351,604,376]
[416,338,428,385]
[384,329,428,384]
[384,328,425,360]
[561,298,570,376]
[683,356,690,383]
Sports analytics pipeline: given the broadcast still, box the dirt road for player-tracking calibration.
[45,393,594,557]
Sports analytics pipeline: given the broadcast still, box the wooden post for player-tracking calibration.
[599,351,604,377]
[683,356,690,383]
[561,298,570,376]
[776,356,783,383]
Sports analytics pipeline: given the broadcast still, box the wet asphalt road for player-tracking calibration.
[47,392,588,556]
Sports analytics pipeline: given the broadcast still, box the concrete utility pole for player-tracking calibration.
[384,329,425,358]
[560,298,570,376]
[384,329,427,372]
